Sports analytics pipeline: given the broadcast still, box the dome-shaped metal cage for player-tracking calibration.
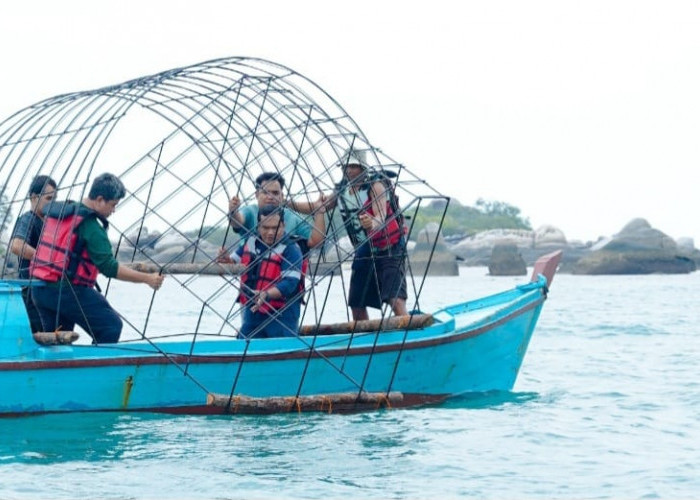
[0,57,449,342]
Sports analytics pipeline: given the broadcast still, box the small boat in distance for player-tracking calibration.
[0,58,561,415]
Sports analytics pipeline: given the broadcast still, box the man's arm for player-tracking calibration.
[116,265,165,290]
[9,213,34,259]
[359,181,388,233]
[81,218,164,290]
[227,196,246,231]
[287,198,314,215]
[10,238,35,260]
[307,202,327,249]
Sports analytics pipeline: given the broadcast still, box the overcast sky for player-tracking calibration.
[2,0,699,244]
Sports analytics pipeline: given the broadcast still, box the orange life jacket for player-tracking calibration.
[30,202,105,287]
[237,236,304,314]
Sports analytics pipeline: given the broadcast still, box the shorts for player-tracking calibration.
[348,241,408,310]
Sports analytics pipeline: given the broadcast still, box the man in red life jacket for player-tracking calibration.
[227,172,327,308]
[9,175,57,332]
[334,150,408,321]
[220,204,304,339]
[30,173,165,343]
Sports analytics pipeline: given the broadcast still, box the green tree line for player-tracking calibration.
[408,198,531,239]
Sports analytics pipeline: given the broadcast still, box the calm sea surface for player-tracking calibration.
[1,267,699,499]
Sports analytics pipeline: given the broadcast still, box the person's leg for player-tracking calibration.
[69,287,123,343]
[22,287,44,333]
[277,300,301,337]
[348,267,370,321]
[378,248,408,316]
[348,243,381,320]
[239,308,266,339]
[32,286,82,334]
[31,286,59,332]
[351,307,369,321]
[389,298,408,316]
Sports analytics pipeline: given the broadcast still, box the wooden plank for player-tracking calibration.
[206,391,404,414]
[299,313,434,336]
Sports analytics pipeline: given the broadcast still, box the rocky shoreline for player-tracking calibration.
[2,217,696,278]
[444,218,699,275]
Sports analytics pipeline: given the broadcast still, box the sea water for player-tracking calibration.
[1,268,699,499]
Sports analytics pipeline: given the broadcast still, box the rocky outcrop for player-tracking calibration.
[488,243,526,276]
[409,222,458,276]
[450,225,582,268]
[116,230,221,265]
[571,218,696,274]
[105,219,698,276]
[677,237,700,267]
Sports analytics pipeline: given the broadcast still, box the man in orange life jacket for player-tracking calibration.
[221,204,303,339]
[30,173,165,343]
[9,175,57,332]
[333,150,408,321]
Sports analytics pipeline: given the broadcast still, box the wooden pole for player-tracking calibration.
[33,331,79,345]
[124,261,341,276]
[206,391,404,414]
[299,313,434,336]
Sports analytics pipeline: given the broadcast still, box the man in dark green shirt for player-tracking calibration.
[31,173,164,343]
[9,175,57,332]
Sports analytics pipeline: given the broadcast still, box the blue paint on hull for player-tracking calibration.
[0,279,548,415]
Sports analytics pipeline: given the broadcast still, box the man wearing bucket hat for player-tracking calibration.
[331,148,408,321]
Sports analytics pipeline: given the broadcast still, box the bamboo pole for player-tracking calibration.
[124,261,342,276]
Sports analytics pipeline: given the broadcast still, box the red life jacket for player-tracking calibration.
[30,203,105,287]
[237,236,304,314]
[363,184,403,249]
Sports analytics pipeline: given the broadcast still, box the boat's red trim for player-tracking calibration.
[0,296,544,372]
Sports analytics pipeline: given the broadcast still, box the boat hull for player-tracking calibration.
[1,276,548,415]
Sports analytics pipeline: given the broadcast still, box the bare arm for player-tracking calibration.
[227,196,245,230]
[116,264,165,290]
[370,181,388,222]
[306,195,329,249]
[287,198,315,215]
[359,181,388,232]
[10,238,35,260]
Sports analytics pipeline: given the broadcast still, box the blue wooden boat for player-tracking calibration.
[0,58,562,415]
[0,251,559,415]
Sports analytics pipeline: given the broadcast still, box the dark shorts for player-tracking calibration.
[348,241,408,310]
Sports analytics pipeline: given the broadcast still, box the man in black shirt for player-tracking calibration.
[9,175,57,332]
